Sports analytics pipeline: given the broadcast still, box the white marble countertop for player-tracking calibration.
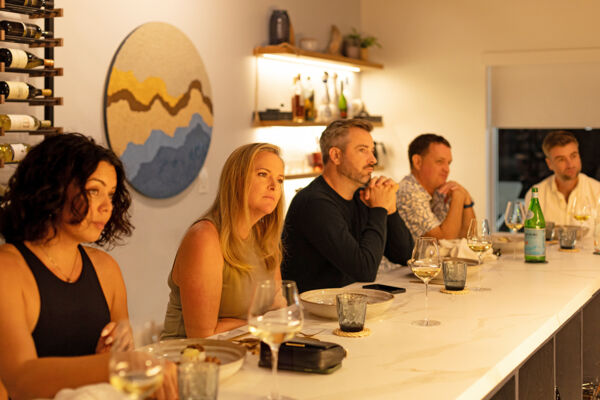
[220,241,600,400]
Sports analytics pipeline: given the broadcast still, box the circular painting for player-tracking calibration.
[104,22,213,199]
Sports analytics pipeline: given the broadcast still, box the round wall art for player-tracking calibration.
[104,22,213,199]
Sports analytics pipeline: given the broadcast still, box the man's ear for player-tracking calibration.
[329,147,342,165]
[412,154,422,171]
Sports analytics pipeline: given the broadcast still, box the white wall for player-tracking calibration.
[50,0,361,335]
[360,0,600,223]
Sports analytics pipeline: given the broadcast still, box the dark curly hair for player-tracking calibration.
[0,133,133,247]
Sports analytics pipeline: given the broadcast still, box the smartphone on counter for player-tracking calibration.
[362,283,406,294]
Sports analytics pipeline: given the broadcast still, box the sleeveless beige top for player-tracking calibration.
[161,219,273,339]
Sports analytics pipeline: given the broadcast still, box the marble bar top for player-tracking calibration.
[219,241,600,400]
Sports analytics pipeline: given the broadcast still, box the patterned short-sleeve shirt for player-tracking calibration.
[396,174,449,240]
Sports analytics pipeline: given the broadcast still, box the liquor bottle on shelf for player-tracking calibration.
[338,80,348,119]
[1,114,51,131]
[0,20,53,39]
[303,76,315,122]
[4,0,54,8]
[329,73,340,119]
[524,186,546,263]
[0,80,52,100]
[316,72,332,123]
[0,48,54,69]
[0,143,30,163]
[291,74,304,123]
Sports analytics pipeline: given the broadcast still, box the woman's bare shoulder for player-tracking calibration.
[183,220,220,246]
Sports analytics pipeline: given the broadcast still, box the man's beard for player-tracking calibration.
[338,161,373,185]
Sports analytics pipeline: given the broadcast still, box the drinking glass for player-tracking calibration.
[409,237,441,327]
[248,280,303,400]
[109,351,164,399]
[505,200,526,259]
[571,195,592,226]
[467,218,492,291]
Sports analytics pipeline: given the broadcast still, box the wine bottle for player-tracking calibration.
[524,187,546,263]
[4,0,54,8]
[0,81,52,99]
[0,20,53,39]
[303,76,315,122]
[0,114,51,131]
[291,74,304,123]
[0,48,53,69]
[338,80,348,119]
[0,143,30,163]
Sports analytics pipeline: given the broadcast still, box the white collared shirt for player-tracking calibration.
[524,173,600,235]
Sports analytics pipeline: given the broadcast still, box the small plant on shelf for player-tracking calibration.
[343,28,381,60]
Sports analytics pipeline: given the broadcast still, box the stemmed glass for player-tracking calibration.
[109,351,164,399]
[570,196,592,248]
[505,200,526,259]
[409,237,441,327]
[467,218,492,291]
[248,280,303,400]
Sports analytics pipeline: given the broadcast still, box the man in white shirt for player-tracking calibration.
[396,133,476,240]
[524,131,600,234]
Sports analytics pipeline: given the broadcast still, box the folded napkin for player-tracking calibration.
[439,238,496,263]
[52,383,128,400]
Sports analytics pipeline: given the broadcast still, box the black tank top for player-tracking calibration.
[13,242,111,357]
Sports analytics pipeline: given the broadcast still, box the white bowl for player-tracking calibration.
[492,232,524,253]
[300,288,394,320]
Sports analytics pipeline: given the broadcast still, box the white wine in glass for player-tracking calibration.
[410,237,441,327]
[248,280,303,400]
[467,218,492,291]
[505,201,526,259]
[109,351,164,399]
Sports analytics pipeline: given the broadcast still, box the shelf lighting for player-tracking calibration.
[261,54,361,73]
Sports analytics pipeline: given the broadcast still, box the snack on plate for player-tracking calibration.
[181,344,206,362]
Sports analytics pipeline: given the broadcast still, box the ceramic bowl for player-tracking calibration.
[300,288,394,320]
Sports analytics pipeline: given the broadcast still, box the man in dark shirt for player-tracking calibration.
[281,119,414,292]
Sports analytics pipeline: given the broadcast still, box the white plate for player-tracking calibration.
[140,338,246,381]
[300,288,394,320]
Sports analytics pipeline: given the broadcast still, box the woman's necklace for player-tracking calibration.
[38,245,80,283]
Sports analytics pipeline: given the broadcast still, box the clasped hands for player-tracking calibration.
[360,176,398,214]
[437,181,472,206]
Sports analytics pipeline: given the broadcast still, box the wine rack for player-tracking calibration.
[0,0,63,170]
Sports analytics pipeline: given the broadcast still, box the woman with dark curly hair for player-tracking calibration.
[0,133,175,399]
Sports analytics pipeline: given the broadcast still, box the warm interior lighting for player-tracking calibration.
[261,54,361,73]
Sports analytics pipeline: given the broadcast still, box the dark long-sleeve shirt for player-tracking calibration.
[281,176,413,293]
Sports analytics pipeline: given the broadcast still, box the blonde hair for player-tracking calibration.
[203,143,284,272]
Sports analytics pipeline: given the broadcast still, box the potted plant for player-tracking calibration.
[343,28,381,60]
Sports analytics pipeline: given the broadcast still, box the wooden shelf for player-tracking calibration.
[0,30,63,47]
[253,118,383,128]
[1,127,62,136]
[0,95,63,106]
[254,43,383,71]
[0,1,62,18]
[0,63,63,77]
[286,165,383,180]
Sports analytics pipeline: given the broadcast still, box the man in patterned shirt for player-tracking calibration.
[396,133,476,240]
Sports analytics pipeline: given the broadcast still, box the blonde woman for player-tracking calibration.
[162,143,285,339]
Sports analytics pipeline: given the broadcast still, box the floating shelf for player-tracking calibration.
[286,165,383,180]
[254,118,383,128]
[0,63,63,77]
[254,43,383,71]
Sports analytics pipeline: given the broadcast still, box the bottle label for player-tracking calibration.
[525,228,546,257]
[8,49,28,68]
[10,144,28,162]
[7,115,35,130]
[5,81,29,100]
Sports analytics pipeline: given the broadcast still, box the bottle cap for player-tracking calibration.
[43,59,54,67]
[532,187,538,193]
[41,89,52,97]
[40,120,51,128]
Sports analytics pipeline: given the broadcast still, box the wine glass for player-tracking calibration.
[467,218,492,292]
[109,351,164,399]
[505,200,526,259]
[409,237,441,327]
[570,196,592,248]
[248,280,303,400]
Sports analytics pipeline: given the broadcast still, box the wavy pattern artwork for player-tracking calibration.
[103,22,213,199]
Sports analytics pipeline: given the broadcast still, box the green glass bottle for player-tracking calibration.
[338,80,347,119]
[524,187,546,262]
